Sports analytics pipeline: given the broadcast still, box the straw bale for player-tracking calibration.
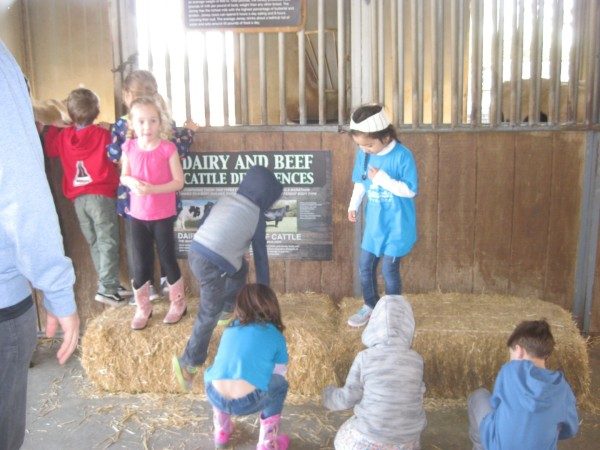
[338,293,591,406]
[81,300,221,395]
[82,293,340,398]
[279,292,340,397]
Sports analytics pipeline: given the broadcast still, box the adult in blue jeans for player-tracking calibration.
[172,165,283,389]
[0,40,80,450]
[346,104,418,327]
[204,284,290,449]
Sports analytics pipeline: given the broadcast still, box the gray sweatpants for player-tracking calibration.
[74,194,120,294]
[467,387,493,450]
[0,304,37,450]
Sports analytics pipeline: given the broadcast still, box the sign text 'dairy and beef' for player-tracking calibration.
[175,150,332,260]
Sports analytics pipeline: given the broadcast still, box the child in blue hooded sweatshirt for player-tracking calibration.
[468,319,579,450]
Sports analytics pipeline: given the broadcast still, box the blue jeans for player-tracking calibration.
[181,249,248,367]
[0,300,37,450]
[359,250,401,308]
[206,374,289,419]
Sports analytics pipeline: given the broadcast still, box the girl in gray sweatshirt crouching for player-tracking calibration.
[322,295,427,449]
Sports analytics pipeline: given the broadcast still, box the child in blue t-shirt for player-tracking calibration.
[189,284,290,449]
[346,104,418,328]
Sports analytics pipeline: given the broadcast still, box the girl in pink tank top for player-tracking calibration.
[120,96,187,330]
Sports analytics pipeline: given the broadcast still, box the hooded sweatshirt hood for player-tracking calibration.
[480,359,579,450]
[237,165,283,211]
[362,294,415,350]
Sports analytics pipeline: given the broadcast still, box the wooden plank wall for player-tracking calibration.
[46,130,593,330]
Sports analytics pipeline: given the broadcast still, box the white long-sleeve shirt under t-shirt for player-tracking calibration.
[348,140,416,212]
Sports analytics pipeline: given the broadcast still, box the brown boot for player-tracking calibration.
[163,277,187,324]
[131,281,152,330]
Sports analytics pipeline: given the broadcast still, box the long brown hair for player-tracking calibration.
[233,284,285,332]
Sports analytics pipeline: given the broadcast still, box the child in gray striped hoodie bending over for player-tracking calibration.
[322,295,427,449]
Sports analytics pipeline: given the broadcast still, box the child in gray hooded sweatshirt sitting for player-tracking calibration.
[322,295,427,450]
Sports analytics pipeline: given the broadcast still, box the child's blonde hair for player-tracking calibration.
[128,95,172,140]
[123,70,172,137]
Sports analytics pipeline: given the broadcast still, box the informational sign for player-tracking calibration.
[185,0,306,32]
[175,150,332,260]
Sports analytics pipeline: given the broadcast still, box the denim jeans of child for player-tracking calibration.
[181,249,248,367]
[359,250,401,308]
[206,374,289,419]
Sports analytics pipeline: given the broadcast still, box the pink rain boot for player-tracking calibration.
[163,277,187,324]
[131,281,152,330]
[257,414,290,450]
[213,407,233,448]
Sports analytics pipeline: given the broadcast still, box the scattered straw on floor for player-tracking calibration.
[339,293,592,408]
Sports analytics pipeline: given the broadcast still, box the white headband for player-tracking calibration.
[349,109,390,132]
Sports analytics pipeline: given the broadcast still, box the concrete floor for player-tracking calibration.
[22,339,600,450]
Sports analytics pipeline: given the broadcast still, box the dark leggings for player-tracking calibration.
[129,216,181,290]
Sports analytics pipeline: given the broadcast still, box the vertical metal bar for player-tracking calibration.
[397,0,405,125]
[436,0,444,125]
[318,0,325,124]
[378,0,385,103]
[278,32,286,125]
[370,1,378,102]
[417,0,424,126]
[573,132,600,333]
[298,29,307,125]
[451,0,460,126]
[568,0,583,123]
[183,31,191,122]
[240,33,248,125]
[432,0,440,126]
[259,32,267,125]
[165,47,172,105]
[411,0,418,127]
[516,0,524,123]
[510,0,519,124]
[549,0,563,125]
[470,0,482,126]
[338,0,346,125]
[585,1,598,125]
[529,0,542,125]
[202,32,210,126]
[391,0,399,124]
[221,33,229,125]
[594,5,600,124]
[490,0,500,125]
[458,0,465,124]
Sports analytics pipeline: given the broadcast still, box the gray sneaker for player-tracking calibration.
[160,278,169,296]
[95,292,127,308]
[117,284,132,297]
[347,305,373,327]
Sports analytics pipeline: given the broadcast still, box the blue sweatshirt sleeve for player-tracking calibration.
[0,41,76,316]
[251,216,270,285]
[558,387,579,440]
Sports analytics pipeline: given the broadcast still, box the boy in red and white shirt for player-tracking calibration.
[44,88,128,306]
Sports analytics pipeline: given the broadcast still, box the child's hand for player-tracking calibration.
[133,181,153,195]
[348,210,357,223]
[367,165,379,180]
[183,119,200,132]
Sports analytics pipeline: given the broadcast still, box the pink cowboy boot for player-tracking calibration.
[163,277,187,324]
[131,281,152,330]
[213,407,233,448]
[257,414,290,450]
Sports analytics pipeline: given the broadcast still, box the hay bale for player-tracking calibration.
[82,293,340,398]
[81,300,220,395]
[279,292,340,399]
[338,294,591,406]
